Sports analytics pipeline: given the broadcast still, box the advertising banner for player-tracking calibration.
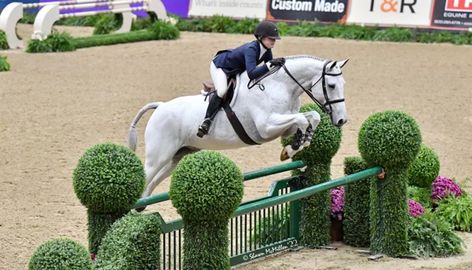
[162,0,190,18]
[189,0,267,19]
[347,0,433,27]
[266,0,349,23]
[431,0,472,29]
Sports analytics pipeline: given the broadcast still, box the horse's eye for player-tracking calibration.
[328,84,335,89]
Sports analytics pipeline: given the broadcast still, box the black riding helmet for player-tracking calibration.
[254,21,281,40]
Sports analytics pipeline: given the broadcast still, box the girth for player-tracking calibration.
[201,78,259,145]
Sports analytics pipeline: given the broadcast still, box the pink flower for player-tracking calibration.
[408,199,425,217]
[330,186,345,221]
[432,176,462,201]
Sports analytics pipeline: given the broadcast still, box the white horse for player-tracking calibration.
[128,55,349,199]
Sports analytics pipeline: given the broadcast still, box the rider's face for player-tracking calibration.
[261,37,276,49]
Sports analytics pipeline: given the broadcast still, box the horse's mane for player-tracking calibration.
[285,55,326,62]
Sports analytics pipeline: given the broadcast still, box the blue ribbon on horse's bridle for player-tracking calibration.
[282,61,345,117]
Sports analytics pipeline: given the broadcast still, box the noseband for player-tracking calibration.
[283,61,345,118]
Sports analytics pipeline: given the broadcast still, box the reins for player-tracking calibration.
[248,59,345,119]
[247,65,282,90]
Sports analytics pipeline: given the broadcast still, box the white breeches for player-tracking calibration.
[210,62,228,98]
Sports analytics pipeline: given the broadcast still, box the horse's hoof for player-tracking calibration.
[280,149,289,161]
[135,206,146,212]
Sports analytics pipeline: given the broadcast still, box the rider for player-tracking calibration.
[197,21,286,137]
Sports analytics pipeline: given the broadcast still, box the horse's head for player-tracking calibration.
[311,59,349,127]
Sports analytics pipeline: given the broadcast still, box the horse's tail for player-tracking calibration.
[128,102,162,152]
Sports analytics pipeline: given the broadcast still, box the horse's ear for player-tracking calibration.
[339,59,349,68]
[329,61,337,70]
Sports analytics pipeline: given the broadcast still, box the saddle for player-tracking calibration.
[201,78,235,97]
[200,78,258,145]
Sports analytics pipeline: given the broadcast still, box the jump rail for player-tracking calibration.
[0,0,168,48]
[146,164,382,269]
[133,160,307,209]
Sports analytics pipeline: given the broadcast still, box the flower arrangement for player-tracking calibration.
[331,186,345,221]
[408,199,425,217]
[432,176,462,201]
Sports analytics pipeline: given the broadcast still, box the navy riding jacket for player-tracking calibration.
[212,40,273,80]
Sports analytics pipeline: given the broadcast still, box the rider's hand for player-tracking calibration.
[269,58,285,68]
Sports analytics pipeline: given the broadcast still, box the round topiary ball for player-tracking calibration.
[73,143,145,214]
[281,103,342,164]
[408,144,440,188]
[358,111,421,169]
[170,151,243,221]
[94,212,161,269]
[28,238,92,270]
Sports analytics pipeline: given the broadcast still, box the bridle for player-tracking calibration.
[282,61,345,118]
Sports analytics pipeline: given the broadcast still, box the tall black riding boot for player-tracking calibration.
[197,94,223,137]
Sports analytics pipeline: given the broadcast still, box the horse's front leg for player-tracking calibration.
[256,113,310,161]
[301,111,321,147]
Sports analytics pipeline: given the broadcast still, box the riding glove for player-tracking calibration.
[269,58,286,68]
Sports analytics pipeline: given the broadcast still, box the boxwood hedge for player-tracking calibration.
[408,144,440,188]
[94,212,162,269]
[343,156,371,247]
[282,103,341,247]
[28,238,92,270]
[73,143,145,253]
[359,111,421,257]
[170,151,243,270]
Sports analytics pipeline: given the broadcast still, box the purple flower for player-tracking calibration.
[330,186,345,221]
[432,176,462,201]
[408,199,425,217]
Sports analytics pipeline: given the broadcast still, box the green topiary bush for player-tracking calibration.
[73,143,145,213]
[359,111,421,169]
[0,31,9,50]
[408,144,440,188]
[282,104,342,164]
[28,238,92,270]
[73,143,145,253]
[131,15,157,31]
[26,31,76,53]
[359,111,422,257]
[73,31,156,49]
[170,151,243,270]
[343,156,371,247]
[93,14,121,35]
[408,212,463,257]
[0,55,10,72]
[148,20,180,40]
[94,212,162,269]
[282,103,342,247]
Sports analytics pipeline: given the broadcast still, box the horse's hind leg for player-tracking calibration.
[135,160,175,212]
[143,160,175,198]
[141,124,182,197]
[143,146,200,195]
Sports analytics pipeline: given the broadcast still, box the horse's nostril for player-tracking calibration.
[337,119,346,127]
